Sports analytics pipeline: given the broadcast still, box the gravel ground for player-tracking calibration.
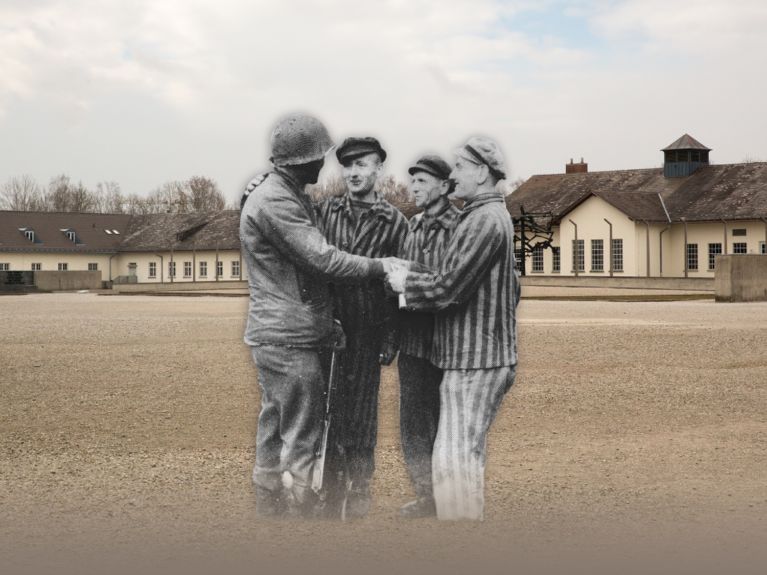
[1,293,765,574]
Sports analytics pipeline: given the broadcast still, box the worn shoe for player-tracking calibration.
[344,488,371,519]
[398,496,436,519]
[254,486,285,518]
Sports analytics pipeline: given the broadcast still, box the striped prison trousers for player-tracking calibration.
[432,364,516,520]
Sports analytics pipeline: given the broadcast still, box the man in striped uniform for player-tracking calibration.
[397,155,461,518]
[315,137,409,518]
[388,136,519,520]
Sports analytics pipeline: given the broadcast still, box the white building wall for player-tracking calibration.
[557,196,639,276]
[0,253,114,281]
[113,250,243,283]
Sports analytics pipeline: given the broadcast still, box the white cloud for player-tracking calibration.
[1,0,767,202]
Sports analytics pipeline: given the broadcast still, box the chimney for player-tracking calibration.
[566,157,588,174]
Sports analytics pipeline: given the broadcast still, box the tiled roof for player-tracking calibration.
[506,169,686,222]
[0,212,133,253]
[508,162,767,224]
[119,211,241,252]
[663,163,767,221]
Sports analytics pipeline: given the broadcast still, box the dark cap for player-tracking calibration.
[407,154,452,180]
[336,137,387,164]
[455,136,506,180]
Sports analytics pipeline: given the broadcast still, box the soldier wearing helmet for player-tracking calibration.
[239,114,403,518]
[315,136,409,519]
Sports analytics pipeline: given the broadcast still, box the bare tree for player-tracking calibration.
[378,174,411,204]
[0,175,46,210]
[307,174,346,202]
[93,181,125,213]
[188,175,225,212]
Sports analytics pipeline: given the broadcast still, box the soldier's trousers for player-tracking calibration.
[326,332,383,493]
[398,353,442,498]
[250,345,329,504]
[432,365,516,520]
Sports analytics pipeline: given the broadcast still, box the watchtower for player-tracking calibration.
[662,133,711,178]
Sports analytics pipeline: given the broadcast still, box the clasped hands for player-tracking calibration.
[379,257,410,293]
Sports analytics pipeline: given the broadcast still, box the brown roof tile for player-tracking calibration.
[0,211,133,253]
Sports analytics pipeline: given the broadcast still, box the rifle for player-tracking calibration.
[310,341,354,520]
[311,345,339,495]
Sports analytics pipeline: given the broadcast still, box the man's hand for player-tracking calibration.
[386,263,408,294]
[380,257,411,275]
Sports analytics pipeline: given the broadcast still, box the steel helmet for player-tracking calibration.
[270,114,334,167]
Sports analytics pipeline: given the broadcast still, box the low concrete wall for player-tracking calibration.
[714,255,767,302]
[521,275,714,291]
[112,280,248,293]
[34,271,102,291]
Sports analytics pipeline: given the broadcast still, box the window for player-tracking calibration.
[611,239,624,272]
[31,263,41,271]
[531,245,544,273]
[708,243,722,270]
[591,239,604,272]
[761,241,766,255]
[184,261,192,278]
[0,263,9,271]
[66,230,76,242]
[686,244,698,271]
[199,261,208,278]
[169,261,176,278]
[231,260,241,278]
[552,247,560,273]
[514,248,523,272]
[25,230,35,242]
[58,263,68,271]
[88,263,98,271]
[572,239,584,272]
[732,228,747,237]
[148,262,157,279]
[216,260,223,278]
[733,242,747,254]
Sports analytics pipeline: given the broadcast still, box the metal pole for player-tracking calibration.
[604,218,613,277]
[568,219,579,277]
[682,218,688,278]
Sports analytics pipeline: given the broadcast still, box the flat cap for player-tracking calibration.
[455,136,506,180]
[408,154,452,180]
[336,136,387,164]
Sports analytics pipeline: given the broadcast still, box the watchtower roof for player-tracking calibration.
[662,134,711,152]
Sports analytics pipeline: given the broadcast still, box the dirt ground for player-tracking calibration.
[1,293,765,574]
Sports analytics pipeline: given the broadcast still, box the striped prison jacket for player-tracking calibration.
[316,192,409,340]
[401,192,518,370]
[398,202,461,360]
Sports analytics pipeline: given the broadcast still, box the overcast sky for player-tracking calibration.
[2,0,766,205]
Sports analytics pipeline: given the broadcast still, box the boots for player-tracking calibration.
[254,485,285,518]
[399,483,436,519]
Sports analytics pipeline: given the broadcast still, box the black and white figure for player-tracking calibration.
[388,136,519,520]
[239,115,399,518]
[315,137,409,519]
[396,155,460,518]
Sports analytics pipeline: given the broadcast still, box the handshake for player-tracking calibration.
[379,257,411,294]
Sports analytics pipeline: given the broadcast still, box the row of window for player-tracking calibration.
[688,241,766,270]
[0,262,97,271]
[524,239,624,274]
[148,260,241,279]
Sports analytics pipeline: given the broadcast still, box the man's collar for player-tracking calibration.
[273,168,305,196]
[331,191,395,222]
[461,191,504,215]
[413,201,458,231]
